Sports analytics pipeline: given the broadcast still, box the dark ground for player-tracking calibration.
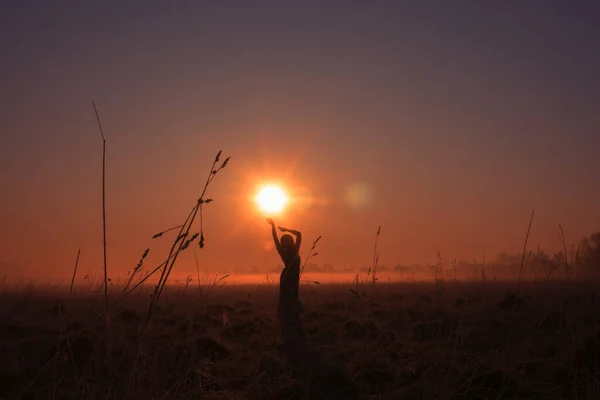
[1,281,599,399]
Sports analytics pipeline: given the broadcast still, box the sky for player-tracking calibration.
[1,1,599,283]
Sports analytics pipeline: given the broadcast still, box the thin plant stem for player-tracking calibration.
[372,226,381,284]
[93,101,113,376]
[195,254,201,297]
[517,210,535,287]
[152,224,184,239]
[506,209,535,346]
[559,225,571,281]
[64,250,82,390]
[300,236,321,279]
[123,249,149,296]
[68,249,80,302]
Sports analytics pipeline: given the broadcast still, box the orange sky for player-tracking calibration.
[1,139,598,283]
[1,2,600,283]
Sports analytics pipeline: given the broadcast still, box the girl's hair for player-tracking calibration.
[280,234,294,249]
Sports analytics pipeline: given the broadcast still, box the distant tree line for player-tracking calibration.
[232,231,600,282]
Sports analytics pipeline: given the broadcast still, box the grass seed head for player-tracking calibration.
[220,157,230,170]
[182,233,200,250]
[136,249,150,270]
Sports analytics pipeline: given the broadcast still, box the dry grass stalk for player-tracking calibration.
[126,150,230,394]
[371,225,381,284]
[17,148,230,397]
[299,235,322,279]
[194,253,202,297]
[68,249,80,302]
[517,210,535,287]
[151,224,183,239]
[182,275,193,295]
[123,248,149,296]
[559,224,571,281]
[92,101,113,378]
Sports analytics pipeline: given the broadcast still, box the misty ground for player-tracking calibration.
[1,280,599,399]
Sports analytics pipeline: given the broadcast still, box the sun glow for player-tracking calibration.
[255,185,288,214]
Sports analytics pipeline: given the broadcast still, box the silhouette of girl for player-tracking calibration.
[266,218,302,331]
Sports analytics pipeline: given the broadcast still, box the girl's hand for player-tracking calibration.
[277,226,288,233]
[266,218,275,226]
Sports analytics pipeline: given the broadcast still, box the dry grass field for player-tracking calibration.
[1,279,599,399]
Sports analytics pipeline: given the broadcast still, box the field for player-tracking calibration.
[1,280,600,399]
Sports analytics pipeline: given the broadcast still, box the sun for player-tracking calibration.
[255,185,288,214]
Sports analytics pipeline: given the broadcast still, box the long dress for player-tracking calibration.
[278,249,301,330]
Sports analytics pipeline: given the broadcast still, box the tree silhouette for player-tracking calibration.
[580,232,600,274]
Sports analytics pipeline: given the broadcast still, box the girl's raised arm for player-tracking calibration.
[267,219,282,254]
